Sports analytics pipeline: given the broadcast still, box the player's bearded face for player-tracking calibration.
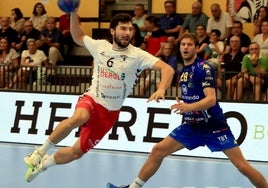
[113,32,131,48]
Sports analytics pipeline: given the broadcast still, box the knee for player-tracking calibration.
[71,147,84,160]
[234,161,251,176]
[49,47,58,54]
[150,144,167,159]
[237,78,243,85]
[73,152,83,160]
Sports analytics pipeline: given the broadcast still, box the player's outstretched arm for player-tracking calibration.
[148,60,174,102]
[70,11,86,47]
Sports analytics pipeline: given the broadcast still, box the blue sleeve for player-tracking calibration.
[198,63,216,89]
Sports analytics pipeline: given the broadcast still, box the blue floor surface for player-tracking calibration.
[0,143,267,188]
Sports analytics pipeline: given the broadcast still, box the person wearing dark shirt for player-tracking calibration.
[0,17,19,49]
[139,15,168,96]
[157,42,178,86]
[218,35,244,100]
[15,20,41,54]
[107,33,268,188]
[158,0,183,42]
[144,15,167,56]
[195,24,210,59]
[39,17,64,70]
[224,21,251,54]
[131,23,145,49]
[59,13,80,55]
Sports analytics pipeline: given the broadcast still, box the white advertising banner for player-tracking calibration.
[1,91,267,162]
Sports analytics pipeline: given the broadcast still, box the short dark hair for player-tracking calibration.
[109,13,132,30]
[165,0,176,7]
[211,29,221,37]
[233,20,243,29]
[145,15,159,26]
[195,24,206,30]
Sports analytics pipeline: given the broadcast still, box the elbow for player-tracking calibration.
[168,65,175,75]
[170,66,175,76]
[72,36,84,47]
[210,96,217,107]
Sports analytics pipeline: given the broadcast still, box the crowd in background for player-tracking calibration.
[0,2,74,89]
[0,0,268,102]
[131,1,268,102]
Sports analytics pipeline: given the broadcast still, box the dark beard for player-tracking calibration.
[113,35,130,48]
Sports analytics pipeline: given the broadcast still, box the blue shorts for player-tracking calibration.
[169,118,238,152]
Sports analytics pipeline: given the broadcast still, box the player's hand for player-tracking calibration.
[147,89,165,102]
[170,97,185,114]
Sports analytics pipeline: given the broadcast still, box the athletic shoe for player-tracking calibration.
[24,154,49,182]
[24,147,45,169]
[106,183,129,188]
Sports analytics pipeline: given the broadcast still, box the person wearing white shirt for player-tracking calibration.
[207,3,233,41]
[252,20,268,57]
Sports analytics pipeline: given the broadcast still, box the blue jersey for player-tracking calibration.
[178,57,225,123]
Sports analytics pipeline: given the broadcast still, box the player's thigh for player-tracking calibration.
[153,136,184,157]
[69,108,90,127]
[223,146,248,167]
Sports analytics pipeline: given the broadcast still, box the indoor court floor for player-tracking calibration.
[0,142,267,188]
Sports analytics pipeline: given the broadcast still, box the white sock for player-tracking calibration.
[129,177,146,188]
[41,153,56,169]
[38,139,55,155]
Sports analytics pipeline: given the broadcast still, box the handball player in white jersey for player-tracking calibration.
[23,11,174,182]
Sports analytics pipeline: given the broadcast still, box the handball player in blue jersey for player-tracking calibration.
[107,33,268,188]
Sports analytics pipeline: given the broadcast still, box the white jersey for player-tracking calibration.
[83,36,159,110]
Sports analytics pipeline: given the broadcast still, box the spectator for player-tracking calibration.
[10,8,25,37]
[132,3,147,38]
[158,0,183,43]
[195,24,210,59]
[0,17,19,49]
[224,21,251,54]
[204,29,225,69]
[0,37,19,89]
[253,6,268,36]
[144,15,167,56]
[59,13,80,56]
[131,23,145,49]
[14,38,49,89]
[140,42,177,95]
[157,42,178,85]
[207,3,233,41]
[177,1,208,43]
[139,15,168,95]
[235,42,268,101]
[39,17,64,73]
[15,20,41,54]
[29,2,49,31]
[252,20,268,57]
[218,35,245,100]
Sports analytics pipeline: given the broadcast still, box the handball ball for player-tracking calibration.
[57,0,80,13]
